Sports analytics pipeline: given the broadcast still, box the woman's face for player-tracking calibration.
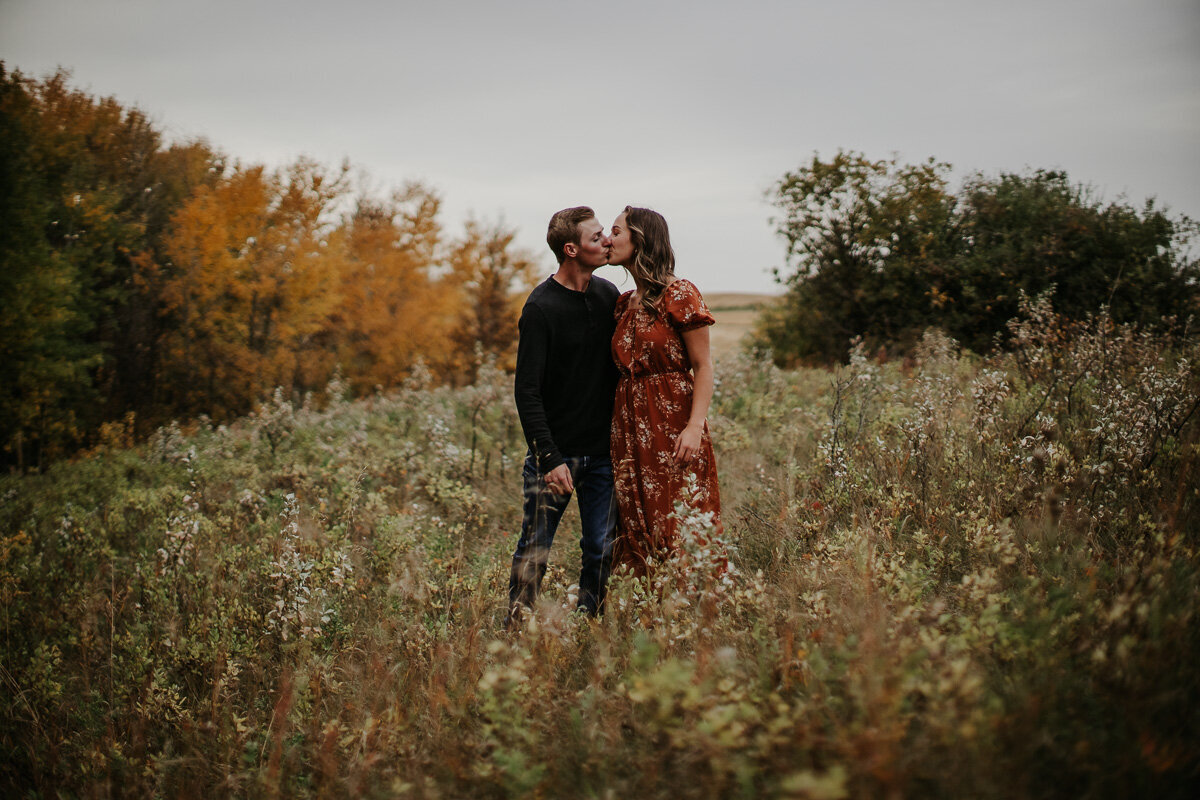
[609,212,635,267]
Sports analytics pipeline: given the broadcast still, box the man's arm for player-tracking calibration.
[513,304,564,474]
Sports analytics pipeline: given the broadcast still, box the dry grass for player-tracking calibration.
[1,299,1197,799]
[706,293,778,361]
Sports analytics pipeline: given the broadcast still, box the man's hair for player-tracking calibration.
[546,206,596,264]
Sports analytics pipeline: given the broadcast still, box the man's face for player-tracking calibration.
[568,218,611,269]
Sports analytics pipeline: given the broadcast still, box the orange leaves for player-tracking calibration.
[158,165,536,417]
[330,184,454,392]
[444,219,538,381]
[160,163,347,416]
[4,67,540,460]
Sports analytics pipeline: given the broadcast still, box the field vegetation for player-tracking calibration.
[3,295,1197,798]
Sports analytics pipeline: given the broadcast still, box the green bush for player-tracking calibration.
[761,151,1199,364]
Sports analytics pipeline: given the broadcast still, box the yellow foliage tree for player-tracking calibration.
[327,182,456,392]
[444,219,539,383]
[159,159,347,417]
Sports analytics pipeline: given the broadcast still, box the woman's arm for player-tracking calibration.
[674,324,714,464]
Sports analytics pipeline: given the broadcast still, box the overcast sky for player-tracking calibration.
[3,0,1198,295]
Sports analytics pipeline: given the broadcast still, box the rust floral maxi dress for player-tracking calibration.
[610,279,722,573]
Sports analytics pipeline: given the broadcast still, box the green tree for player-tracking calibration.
[0,66,98,468]
[0,65,223,467]
[761,151,1199,364]
[761,152,958,363]
[951,170,1197,349]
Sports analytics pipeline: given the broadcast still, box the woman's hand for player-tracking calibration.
[673,423,703,465]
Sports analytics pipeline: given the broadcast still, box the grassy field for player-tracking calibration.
[1,297,1198,798]
[705,293,779,361]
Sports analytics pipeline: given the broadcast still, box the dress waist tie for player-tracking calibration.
[621,367,691,382]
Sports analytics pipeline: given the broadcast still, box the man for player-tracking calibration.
[507,206,619,625]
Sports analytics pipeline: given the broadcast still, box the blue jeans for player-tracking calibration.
[508,453,616,617]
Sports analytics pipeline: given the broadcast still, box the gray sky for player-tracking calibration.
[3,0,1198,294]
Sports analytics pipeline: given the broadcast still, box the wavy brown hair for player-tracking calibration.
[623,205,675,313]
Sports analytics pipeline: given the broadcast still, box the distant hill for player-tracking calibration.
[705,292,779,359]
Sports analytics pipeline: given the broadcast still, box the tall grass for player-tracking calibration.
[2,299,1197,798]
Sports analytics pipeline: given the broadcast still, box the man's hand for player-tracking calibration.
[544,463,574,495]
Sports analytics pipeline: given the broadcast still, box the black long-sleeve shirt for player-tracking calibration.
[513,275,619,473]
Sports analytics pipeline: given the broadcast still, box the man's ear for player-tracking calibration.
[563,242,578,259]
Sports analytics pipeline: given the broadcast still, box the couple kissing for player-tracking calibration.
[506,205,722,628]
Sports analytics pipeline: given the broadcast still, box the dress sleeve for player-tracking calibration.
[614,290,631,319]
[663,279,715,331]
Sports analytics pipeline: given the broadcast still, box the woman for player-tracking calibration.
[607,206,722,574]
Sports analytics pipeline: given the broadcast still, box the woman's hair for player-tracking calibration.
[623,205,675,312]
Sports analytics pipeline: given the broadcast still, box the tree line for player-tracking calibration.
[1,66,537,470]
[757,151,1200,364]
[7,67,1198,469]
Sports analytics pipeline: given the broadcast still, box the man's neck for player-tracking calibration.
[552,261,599,293]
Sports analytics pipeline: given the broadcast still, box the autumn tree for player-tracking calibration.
[26,71,225,413]
[323,183,459,392]
[159,159,348,418]
[0,66,549,465]
[444,219,539,383]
